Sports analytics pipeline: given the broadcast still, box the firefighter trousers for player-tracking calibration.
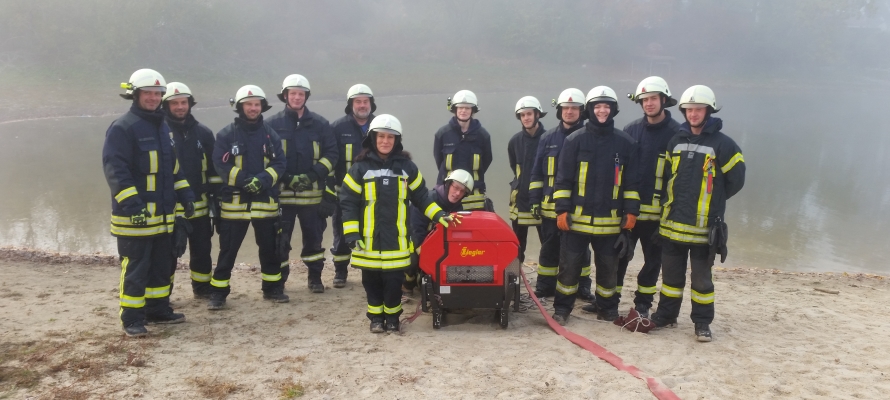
[330,203,351,276]
[280,205,327,284]
[117,235,175,327]
[554,233,619,315]
[361,269,404,323]
[652,240,716,324]
[511,220,542,263]
[536,218,591,294]
[212,218,282,296]
[186,216,213,292]
[616,220,662,312]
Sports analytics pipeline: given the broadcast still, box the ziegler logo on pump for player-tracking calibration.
[460,247,485,257]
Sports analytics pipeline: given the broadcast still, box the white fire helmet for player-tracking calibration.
[448,90,479,113]
[631,76,677,107]
[553,88,585,121]
[514,96,547,119]
[678,85,719,113]
[344,83,376,114]
[445,169,475,193]
[120,68,166,100]
[368,114,402,136]
[162,82,196,105]
[229,85,272,113]
[586,86,620,115]
[277,74,311,102]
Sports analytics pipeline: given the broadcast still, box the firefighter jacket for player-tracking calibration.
[331,113,372,186]
[528,120,583,219]
[508,123,545,225]
[553,121,641,236]
[212,115,286,220]
[339,152,445,271]
[622,110,681,221]
[266,107,338,206]
[410,184,463,248]
[103,105,195,237]
[660,117,745,245]
[433,117,493,209]
[167,113,221,219]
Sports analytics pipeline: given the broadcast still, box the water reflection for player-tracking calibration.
[0,89,887,274]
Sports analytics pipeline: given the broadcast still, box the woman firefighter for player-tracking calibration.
[339,114,458,333]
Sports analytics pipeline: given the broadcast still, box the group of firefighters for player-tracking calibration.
[103,68,745,343]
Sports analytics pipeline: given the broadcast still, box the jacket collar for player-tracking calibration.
[130,104,165,126]
[645,109,674,130]
[449,116,481,136]
[679,117,722,137]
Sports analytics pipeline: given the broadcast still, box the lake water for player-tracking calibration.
[1,89,887,274]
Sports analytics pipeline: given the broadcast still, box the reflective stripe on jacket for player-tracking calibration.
[622,110,681,221]
[433,117,492,210]
[103,105,195,237]
[212,115,285,220]
[339,152,443,270]
[266,107,338,206]
[660,117,745,244]
[553,122,641,236]
[528,120,583,219]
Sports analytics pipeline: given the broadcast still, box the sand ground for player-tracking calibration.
[0,249,889,399]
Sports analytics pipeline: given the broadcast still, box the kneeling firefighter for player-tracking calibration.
[551,86,641,326]
[209,85,287,310]
[339,114,457,333]
[402,169,473,295]
[648,85,745,342]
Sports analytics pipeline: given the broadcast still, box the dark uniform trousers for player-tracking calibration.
[330,203,351,276]
[616,220,662,311]
[212,218,281,295]
[553,233,619,314]
[511,220,542,263]
[186,216,214,292]
[653,240,716,323]
[280,205,327,284]
[536,218,591,295]
[362,269,405,323]
[118,235,175,327]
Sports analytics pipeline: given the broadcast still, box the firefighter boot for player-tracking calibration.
[650,313,678,329]
[695,323,712,342]
[581,302,599,314]
[308,274,325,294]
[192,282,212,300]
[123,323,148,338]
[332,271,347,289]
[596,308,619,322]
[385,320,401,334]
[370,317,385,333]
[577,286,594,301]
[263,286,290,303]
[635,304,651,319]
[146,309,186,325]
[552,312,570,326]
[207,292,226,310]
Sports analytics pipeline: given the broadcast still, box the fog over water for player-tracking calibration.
[1,1,888,273]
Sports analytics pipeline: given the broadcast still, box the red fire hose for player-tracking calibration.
[519,268,680,400]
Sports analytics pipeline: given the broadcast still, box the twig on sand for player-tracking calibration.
[814,288,840,295]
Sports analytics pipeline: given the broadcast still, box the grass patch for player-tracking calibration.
[277,379,304,399]
[189,377,242,399]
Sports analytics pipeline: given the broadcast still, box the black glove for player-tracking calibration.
[614,230,635,260]
[349,239,366,251]
[483,197,495,212]
[317,191,338,218]
[275,218,293,262]
[131,208,148,226]
[183,202,195,218]
[172,216,193,258]
[709,218,729,263]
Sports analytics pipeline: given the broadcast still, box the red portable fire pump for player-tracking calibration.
[418,211,521,329]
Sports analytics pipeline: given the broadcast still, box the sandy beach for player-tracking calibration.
[0,248,888,399]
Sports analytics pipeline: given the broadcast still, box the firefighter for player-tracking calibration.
[649,85,745,342]
[550,86,641,325]
[403,169,473,295]
[267,74,339,294]
[339,114,456,333]
[433,90,493,210]
[103,68,196,337]
[527,88,593,300]
[162,82,221,299]
[508,96,545,263]
[589,77,681,317]
[208,85,287,310]
[330,84,377,289]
